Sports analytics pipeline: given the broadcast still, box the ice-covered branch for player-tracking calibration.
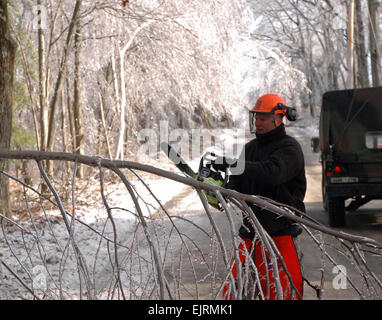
[0,150,381,300]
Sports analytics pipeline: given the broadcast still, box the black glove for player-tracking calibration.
[211,156,231,171]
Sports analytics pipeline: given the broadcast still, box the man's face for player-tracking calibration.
[254,113,281,134]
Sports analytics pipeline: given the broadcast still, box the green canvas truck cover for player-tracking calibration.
[319,86,382,163]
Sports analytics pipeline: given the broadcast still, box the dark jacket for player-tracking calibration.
[229,123,306,239]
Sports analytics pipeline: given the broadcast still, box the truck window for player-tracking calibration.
[365,131,382,149]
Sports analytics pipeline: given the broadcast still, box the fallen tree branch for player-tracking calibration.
[0,150,381,300]
[0,149,379,248]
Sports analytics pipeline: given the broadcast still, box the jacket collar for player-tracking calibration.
[255,123,286,144]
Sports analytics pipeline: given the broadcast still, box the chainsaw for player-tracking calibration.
[160,142,228,210]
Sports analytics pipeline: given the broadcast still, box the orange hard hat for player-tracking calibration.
[251,93,287,116]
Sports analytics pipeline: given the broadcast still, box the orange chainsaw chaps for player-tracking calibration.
[222,235,303,300]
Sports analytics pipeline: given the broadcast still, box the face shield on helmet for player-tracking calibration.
[249,94,297,133]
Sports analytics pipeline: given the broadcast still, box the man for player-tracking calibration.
[217,93,306,300]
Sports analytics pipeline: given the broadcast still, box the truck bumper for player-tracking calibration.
[326,183,382,198]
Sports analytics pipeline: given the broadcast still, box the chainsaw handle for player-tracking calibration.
[222,167,229,187]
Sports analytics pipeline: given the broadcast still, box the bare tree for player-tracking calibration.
[346,0,355,89]
[113,20,155,161]
[355,0,370,88]
[368,0,381,87]
[0,0,17,217]
[37,0,48,153]
[73,20,84,177]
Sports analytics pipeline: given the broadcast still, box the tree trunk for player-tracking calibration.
[346,0,355,89]
[73,20,84,178]
[0,0,17,217]
[114,20,154,160]
[112,51,123,160]
[38,0,48,152]
[323,8,338,90]
[61,86,71,175]
[61,86,68,153]
[66,77,76,153]
[37,0,50,193]
[115,48,126,161]
[368,0,381,87]
[355,0,370,88]
[98,91,113,159]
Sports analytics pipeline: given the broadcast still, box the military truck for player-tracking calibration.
[311,87,382,227]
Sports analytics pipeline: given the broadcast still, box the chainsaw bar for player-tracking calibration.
[160,142,197,179]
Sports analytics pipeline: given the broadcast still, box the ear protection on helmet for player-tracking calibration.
[272,103,298,121]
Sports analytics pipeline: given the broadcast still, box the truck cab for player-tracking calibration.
[312,87,382,227]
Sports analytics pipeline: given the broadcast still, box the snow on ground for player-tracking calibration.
[0,173,193,299]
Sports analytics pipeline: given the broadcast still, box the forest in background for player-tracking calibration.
[1,0,382,217]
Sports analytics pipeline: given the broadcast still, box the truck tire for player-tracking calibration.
[321,167,329,212]
[322,174,328,212]
[328,197,345,227]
